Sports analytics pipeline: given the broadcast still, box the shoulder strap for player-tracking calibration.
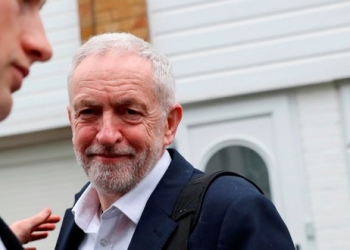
[166,170,263,250]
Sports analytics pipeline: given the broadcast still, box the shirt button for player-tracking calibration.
[100,238,109,246]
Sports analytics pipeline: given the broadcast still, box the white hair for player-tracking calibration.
[67,32,175,118]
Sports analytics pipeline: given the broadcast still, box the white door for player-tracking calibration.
[175,92,316,250]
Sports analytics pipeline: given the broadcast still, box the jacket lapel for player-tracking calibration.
[55,209,85,250]
[55,184,89,250]
[128,149,199,250]
[127,200,178,250]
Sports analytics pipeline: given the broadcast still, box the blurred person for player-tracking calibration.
[0,0,60,249]
[56,32,295,250]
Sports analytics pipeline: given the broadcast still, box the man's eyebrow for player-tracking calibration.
[73,99,100,109]
[115,98,147,109]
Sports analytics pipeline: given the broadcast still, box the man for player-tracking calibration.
[0,0,60,249]
[56,32,295,249]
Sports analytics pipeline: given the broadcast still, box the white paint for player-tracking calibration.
[294,83,350,249]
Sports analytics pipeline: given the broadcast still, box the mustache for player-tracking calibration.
[84,145,136,156]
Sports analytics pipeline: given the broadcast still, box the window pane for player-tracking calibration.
[205,146,272,200]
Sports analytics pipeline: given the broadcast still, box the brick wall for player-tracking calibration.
[77,0,149,42]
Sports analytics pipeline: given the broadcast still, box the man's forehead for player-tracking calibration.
[74,53,152,77]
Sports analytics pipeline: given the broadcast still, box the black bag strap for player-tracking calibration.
[166,170,263,250]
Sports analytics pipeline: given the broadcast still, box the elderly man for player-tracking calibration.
[56,32,295,249]
[0,0,60,249]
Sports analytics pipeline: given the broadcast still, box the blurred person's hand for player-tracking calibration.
[10,207,60,249]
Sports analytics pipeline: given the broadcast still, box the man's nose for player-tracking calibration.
[22,13,52,63]
[96,115,123,146]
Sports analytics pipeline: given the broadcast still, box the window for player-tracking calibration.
[205,146,272,200]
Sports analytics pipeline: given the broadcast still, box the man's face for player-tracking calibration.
[0,0,52,121]
[68,52,168,195]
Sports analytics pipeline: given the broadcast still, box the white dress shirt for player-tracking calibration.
[73,150,171,250]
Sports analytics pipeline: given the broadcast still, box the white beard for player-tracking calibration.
[74,139,163,195]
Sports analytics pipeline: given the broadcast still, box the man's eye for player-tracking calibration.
[126,109,138,115]
[79,109,98,117]
[81,109,93,114]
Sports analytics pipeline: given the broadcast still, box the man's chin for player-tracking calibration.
[91,178,134,195]
[0,94,13,121]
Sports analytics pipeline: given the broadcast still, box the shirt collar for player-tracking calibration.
[72,184,100,232]
[116,150,171,224]
[72,150,171,229]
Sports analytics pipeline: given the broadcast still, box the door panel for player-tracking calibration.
[175,93,315,250]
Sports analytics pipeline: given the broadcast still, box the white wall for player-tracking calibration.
[0,128,88,249]
[293,83,350,249]
[147,0,350,104]
[0,0,81,137]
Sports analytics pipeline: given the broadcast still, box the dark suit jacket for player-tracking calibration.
[0,217,23,250]
[55,149,295,250]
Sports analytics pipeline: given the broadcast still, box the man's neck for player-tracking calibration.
[97,192,123,212]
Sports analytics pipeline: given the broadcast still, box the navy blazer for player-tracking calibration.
[55,149,295,250]
[0,217,23,250]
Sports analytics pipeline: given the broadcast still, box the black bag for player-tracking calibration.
[166,171,263,250]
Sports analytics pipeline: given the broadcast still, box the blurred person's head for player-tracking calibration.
[0,0,52,121]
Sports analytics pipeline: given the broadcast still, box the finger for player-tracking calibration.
[21,208,52,228]
[28,232,49,242]
[46,215,61,223]
[31,224,56,231]
[10,208,60,244]
[30,216,60,232]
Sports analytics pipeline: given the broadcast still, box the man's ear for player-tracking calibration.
[67,105,72,125]
[67,106,75,142]
[164,103,183,146]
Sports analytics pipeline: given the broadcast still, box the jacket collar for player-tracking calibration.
[128,149,197,250]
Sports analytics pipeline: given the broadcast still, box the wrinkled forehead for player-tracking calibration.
[68,52,155,101]
[75,52,152,77]
[71,53,153,90]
